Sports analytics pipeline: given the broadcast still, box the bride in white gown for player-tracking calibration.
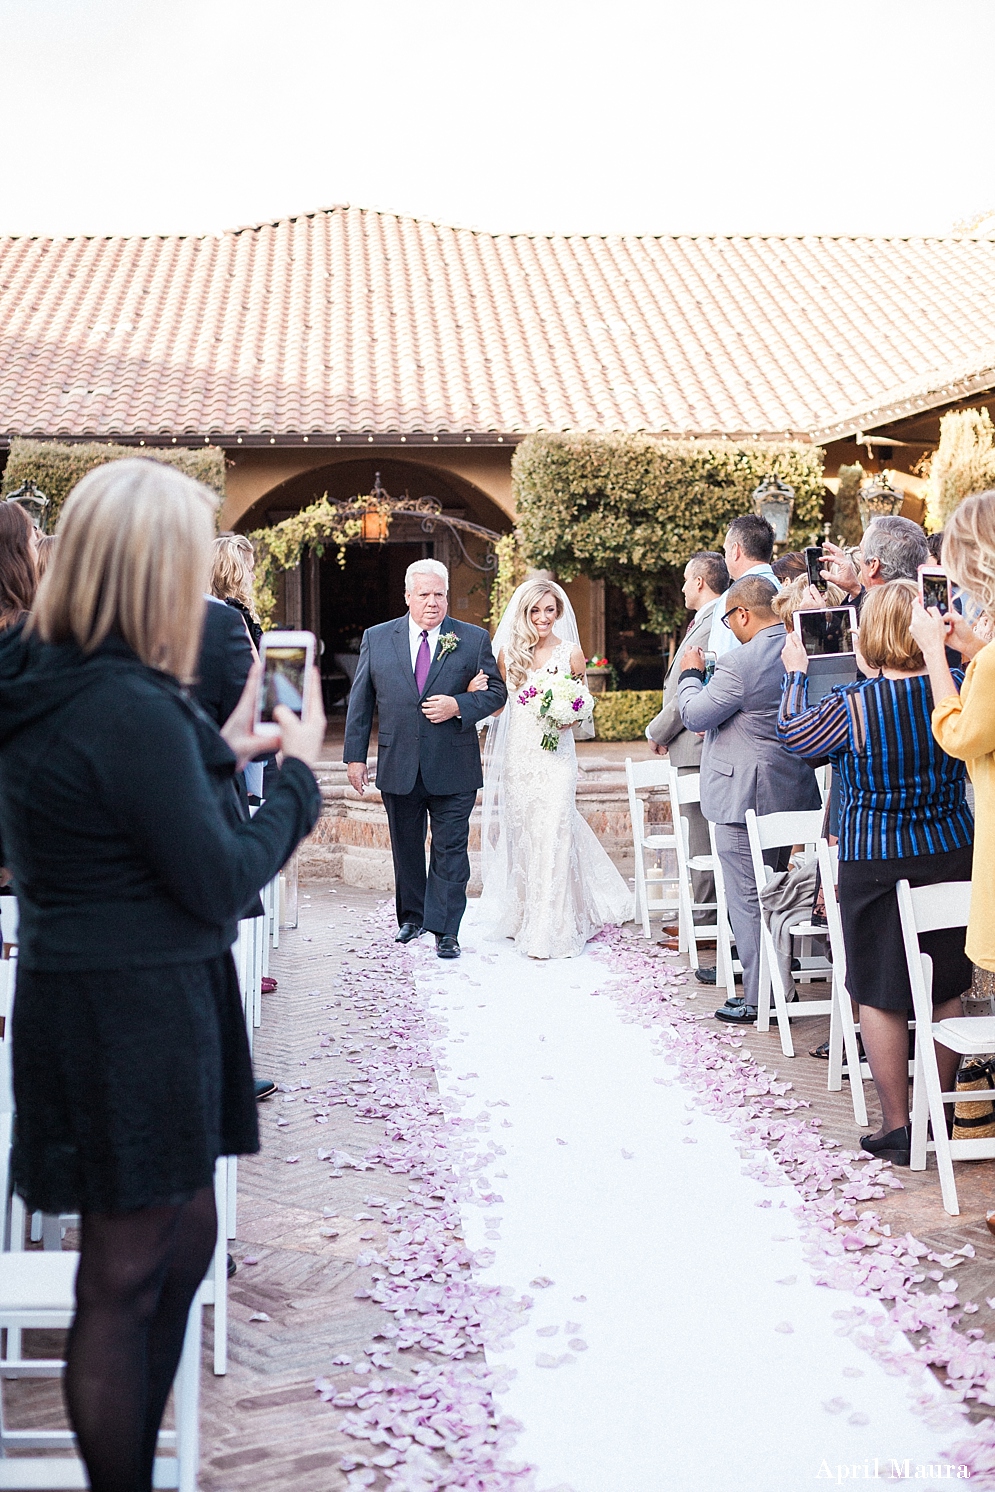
[473,579,632,959]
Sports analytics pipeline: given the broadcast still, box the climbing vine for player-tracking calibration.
[249,495,367,627]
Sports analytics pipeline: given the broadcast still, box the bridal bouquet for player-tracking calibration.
[517,673,595,752]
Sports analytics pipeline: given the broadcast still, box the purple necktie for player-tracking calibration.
[414,629,431,693]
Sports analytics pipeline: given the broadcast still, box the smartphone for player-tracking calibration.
[918,565,952,616]
[703,650,717,684]
[255,631,315,737]
[794,606,858,657]
[804,545,827,594]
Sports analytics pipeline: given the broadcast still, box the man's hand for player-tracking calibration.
[821,541,861,598]
[346,761,369,795]
[781,628,809,674]
[680,645,706,673]
[648,740,667,756]
[421,694,460,723]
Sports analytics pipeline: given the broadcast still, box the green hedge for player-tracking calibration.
[592,689,660,741]
[512,433,825,633]
[0,439,226,531]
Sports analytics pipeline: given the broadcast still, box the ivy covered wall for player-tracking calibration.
[0,439,226,530]
[511,433,826,633]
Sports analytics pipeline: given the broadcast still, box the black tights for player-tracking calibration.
[64,1185,217,1492]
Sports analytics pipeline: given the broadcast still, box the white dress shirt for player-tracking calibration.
[707,564,782,657]
[408,616,443,672]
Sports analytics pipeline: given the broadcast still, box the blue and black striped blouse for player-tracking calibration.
[777,672,972,862]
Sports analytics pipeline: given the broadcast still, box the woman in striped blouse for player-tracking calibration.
[777,580,973,1166]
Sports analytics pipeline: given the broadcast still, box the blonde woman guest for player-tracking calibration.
[911,491,995,988]
[779,581,973,1165]
[476,578,631,958]
[34,532,56,579]
[211,532,262,650]
[0,461,325,1492]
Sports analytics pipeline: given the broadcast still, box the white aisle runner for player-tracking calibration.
[409,916,962,1492]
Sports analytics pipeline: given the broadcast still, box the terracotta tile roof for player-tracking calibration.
[2,205,995,443]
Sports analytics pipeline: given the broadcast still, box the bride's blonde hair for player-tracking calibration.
[504,579,565,691]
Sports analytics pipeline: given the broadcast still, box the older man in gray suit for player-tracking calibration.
[645,551,728,934]
[677,575,821,1024]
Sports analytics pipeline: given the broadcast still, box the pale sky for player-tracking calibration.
[1,0,992,240]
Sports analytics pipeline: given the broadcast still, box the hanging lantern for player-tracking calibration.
[360,505,389,543]
[857,473,903,532]
[752,475,795,545]
[5,479,50,531]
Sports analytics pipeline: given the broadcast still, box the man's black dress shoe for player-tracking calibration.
[254,1078,277,1101]
[436,934,461,959]
[395,922,424,944]
[695,965,717,985]
[714,1000,758,1024]
[860,1125,911,1166]
[227,1253,237,1279]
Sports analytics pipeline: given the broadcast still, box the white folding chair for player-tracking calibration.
[707,821,743,998]
[814,838,871,1125]
[898,878,989,1216]
[666,767,719,970]
[0,1251,203,1489]
[746,808,833,1058]
[624,758,678,939]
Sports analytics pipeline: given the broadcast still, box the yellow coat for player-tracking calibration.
[932,643,995,972]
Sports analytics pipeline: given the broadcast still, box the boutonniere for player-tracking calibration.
[437,632,460,656]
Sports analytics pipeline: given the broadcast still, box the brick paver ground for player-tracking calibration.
[5,880,995,1487]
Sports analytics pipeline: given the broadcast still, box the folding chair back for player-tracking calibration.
[745,808,832,1056]
[624,757,678,939]
[666,767,719,969]
[897,878,985,1216]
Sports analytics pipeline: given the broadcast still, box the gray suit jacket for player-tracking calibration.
[676,622,821,824]
[645,599,718,767]
[343,615,507,797]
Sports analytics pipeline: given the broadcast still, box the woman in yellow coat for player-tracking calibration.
[910,490,995,980]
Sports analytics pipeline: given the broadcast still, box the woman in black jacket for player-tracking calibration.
[0,459,324,1492]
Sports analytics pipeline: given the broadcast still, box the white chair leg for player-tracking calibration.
[913,1020,960,1215]
[763,928,796,1058]
[170,1291,203,1492]
[837,990,868,1127]
[211,1163,228,1376]
[910,1034,930,1171]
[226,1156,237,1240]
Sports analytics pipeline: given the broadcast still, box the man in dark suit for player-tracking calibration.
[344,560,507,958]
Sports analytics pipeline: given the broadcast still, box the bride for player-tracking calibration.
[471,578,632,959]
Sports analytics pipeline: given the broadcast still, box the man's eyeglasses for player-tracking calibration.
[720,605,746,630]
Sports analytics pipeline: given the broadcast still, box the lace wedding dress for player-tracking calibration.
[476,639,632,959]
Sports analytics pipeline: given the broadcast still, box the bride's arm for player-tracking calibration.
[568,644,587,680]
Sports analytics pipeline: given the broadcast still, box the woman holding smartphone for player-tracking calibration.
[911,491,995,1003]
[0,460,324,1492]
[777,581,973,1166]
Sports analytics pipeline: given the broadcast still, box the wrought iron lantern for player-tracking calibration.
[5,479,50,531]
[752,475,795,545]
[857,473,903,532]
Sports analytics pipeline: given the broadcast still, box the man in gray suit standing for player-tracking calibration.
[344,559,507,958]
[677,575,821,1024]
[645,551,728,934]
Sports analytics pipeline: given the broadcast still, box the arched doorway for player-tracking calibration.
[243,458,510,714]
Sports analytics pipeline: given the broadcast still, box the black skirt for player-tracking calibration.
[838,844,974,1013]
[11,952,259,1215]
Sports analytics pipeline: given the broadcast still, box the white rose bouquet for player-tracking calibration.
[517,672,596,752]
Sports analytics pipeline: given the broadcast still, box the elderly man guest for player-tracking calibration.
[678,575,821,1024]
[708,514,782,657]
[821,514,928,613]
[344,560,506,958]
[646,551,728,932]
